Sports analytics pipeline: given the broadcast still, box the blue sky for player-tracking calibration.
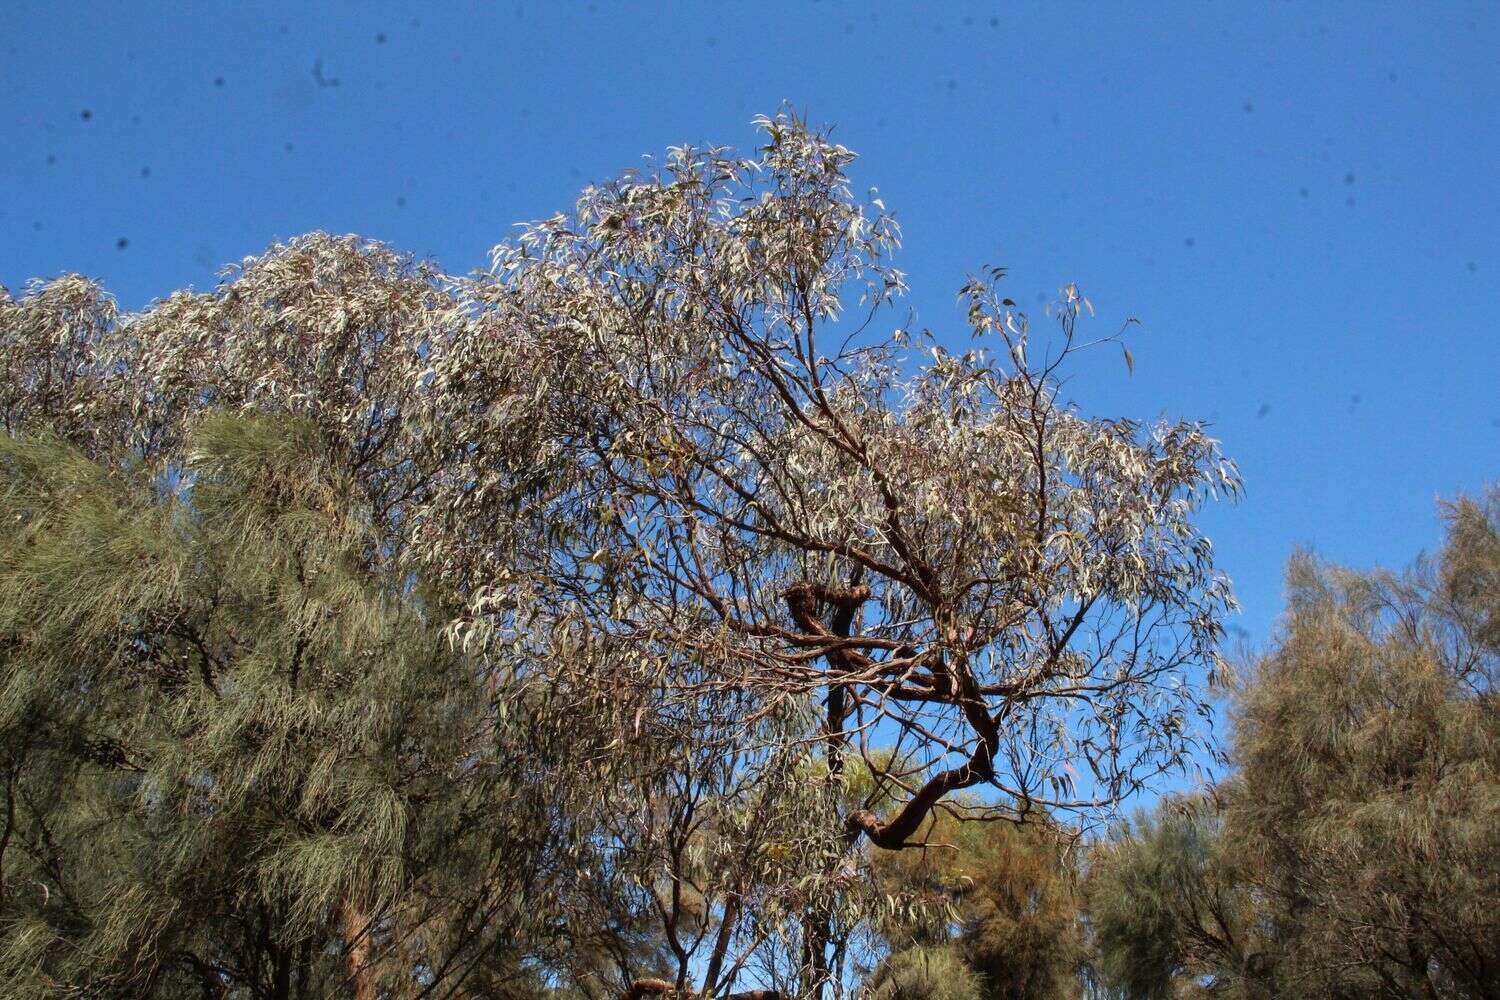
[4,2,1497,730]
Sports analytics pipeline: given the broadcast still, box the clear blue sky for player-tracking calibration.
[4,2,1497,701]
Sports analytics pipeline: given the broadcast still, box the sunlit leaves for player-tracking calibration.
[0,110,1243,999]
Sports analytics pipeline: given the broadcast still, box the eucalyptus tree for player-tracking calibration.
[432,112,1238,997]
[453,109,1239,831]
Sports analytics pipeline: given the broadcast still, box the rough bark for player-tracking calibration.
[335,898,375,1000]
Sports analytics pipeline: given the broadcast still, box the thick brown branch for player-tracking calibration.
[844,736,996,849]
[782,582,873,675]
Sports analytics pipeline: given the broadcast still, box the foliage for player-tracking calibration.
[0,111,1243,999]
[865,946,981,1000]
[1086,487,1500,1000]
[1229,532,1500,998]
[869,807,1084,1000]
[0,415,575,998]
[1084,795,1262,999]
[6,105,1497,1000]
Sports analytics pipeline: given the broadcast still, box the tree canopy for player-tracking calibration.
[6,111,1487,1000]
[1084,488,1500,999]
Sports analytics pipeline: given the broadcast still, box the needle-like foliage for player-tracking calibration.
[0,415,580,998]
[1230,538,1500,998]
[1084,488,1500,1000]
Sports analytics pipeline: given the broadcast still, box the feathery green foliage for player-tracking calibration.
[1230,540,1500,998]
[1086,488,1500,1000]
[865,946,982,1000]
[1084,795,1262,999]
[869,808,1084,1000]
[0,415,571,998]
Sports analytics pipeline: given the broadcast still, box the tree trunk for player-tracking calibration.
[800,913,833,1000]
[335,898,375,1000]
